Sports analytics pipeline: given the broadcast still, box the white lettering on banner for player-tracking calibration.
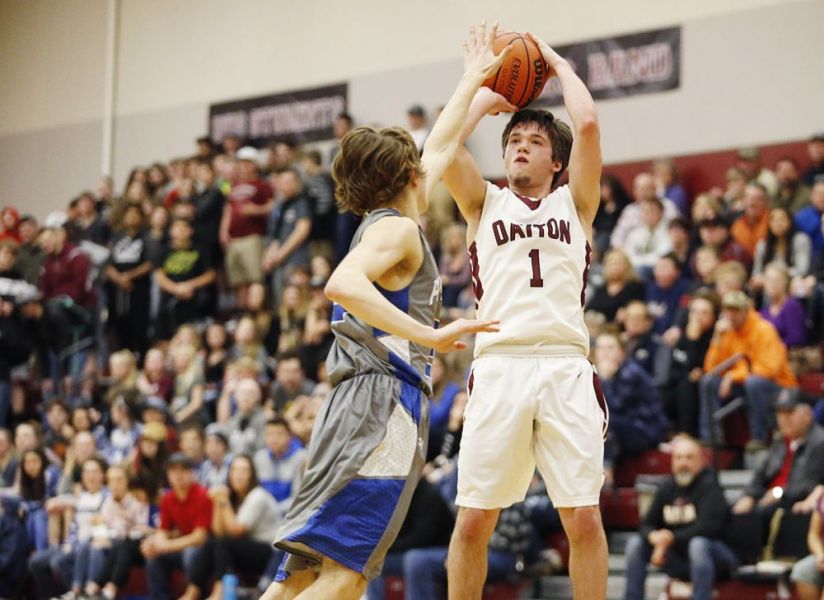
[587,43,673,90]
[211,111,248,141]
[249,96,346,139]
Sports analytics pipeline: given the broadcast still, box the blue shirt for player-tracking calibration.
[795,206,823,252]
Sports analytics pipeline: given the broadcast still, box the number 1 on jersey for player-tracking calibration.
[528,249,544,288]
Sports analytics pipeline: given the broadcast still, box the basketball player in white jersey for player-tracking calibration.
[443,33,608,599]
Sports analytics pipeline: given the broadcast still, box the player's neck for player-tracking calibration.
[387,190,421,223]
[510,180,552,200]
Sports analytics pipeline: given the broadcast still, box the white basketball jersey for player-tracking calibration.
[470,182,591,357]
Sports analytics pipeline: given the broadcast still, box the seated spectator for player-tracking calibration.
[592,174,631,253]
[653,158,689,217]
[697,216,752,270]
[439,223,471,308]
[661,293,719,437]
[689,246,721,293]
[254,418,306,515]
[667,217,692,268]
[200,424,231,488]
[427,355,462,461]
[263,168,313,304]
[712,260,749,297]
[56,431,99,496]
[85,465,150,600]
[731,183,770,258]
[246,282,278,354]
[595,330,667,479]
[626,197,673,277]
[225,378,267,456]
[169,342,206,427]
[794,178,824,254]
[586,248,646,323]
[178,423,205,474]
[142,453,212,600]
[646,253,690,335]
[0,427,16,487]
[790,489,824,600]
[610,173,680,249]
[70,191,111,246]
[126,421,169,503]
[203,321,229,413]
[206,454,282,599]
[365,477,455,600]
[230,315,268,367]
[621,301,659,377]
[751,206,812,293]
[623,435,738,600]
[69,404,107,451]
[276,284,308,354]
[154,217,216,340]
[42,398,72,464]
[16,448,55,551]
[300,278,334,381]
[282,393,323,446]
[104,350,142,420]
[732,390,824,520]
[773,157,811,214]
[136,347,174,403]
[105,397,140,466]
[30,457,108,599]
[0,496,29,598]
[760,263,807,348]
[802,134,824,186]
[268,351,314,414]
[735,146,779,198]
[700,290,798,446]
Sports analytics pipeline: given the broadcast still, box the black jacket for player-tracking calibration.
[743,423,824,505]
[640,468,729,556]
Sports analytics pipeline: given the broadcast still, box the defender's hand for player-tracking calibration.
[427,318,500,353]
[463,20,513,81]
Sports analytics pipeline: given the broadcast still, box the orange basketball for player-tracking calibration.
[483,32,549,108]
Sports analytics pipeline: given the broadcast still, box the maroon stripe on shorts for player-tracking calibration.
[468,242,484,303]
[580,241,592,307]
[592,370,609,439]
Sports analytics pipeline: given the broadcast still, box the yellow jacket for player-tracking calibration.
[704,309,798,387]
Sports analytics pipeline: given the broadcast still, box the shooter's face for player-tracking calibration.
[503,123,558,191]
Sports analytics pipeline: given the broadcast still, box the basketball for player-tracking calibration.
[482,32,549,108]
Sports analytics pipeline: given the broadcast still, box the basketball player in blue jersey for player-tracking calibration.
[260,22,508,600]
[443,34,608,600]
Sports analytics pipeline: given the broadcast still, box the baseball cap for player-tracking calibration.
[166,452,194,470]
[775,388,812,412]
[721,290,751,310]
[736,147,760,161]
[236,146,260,163]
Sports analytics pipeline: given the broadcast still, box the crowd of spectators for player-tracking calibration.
[0,104,823,599]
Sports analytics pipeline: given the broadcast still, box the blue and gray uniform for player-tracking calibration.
[274,208,442,580]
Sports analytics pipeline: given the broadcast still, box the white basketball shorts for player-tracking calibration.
[456,350,608,509]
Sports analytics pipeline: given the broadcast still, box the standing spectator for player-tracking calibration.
[191,161,225,265]
[87,465,151,600]
[586,248,646,323]
[70,192,111,246]
[263,168,312,304]
[154,217,217,340]
[206,454,282,600]
[801,133,824,187]
[594,330,667,477]
[652,157,689,217]
[268,351,314,414]
[795,177,824,253]
[300,150,336,250]
[773,157,811,213]
[253,418,306,513]
[735,147,779,198]
[646,253,690,335]
[732,390,824,523]
[700,291,798,447]
[626,197,673,278]
[219,146,274,309]
[731,183,770,258]
[406,104,430,152]
[662,293,719,436]
[592,174,631,253]
[14,214,43,285]
[105,204,152,356]
[329,112,353,164]
[760,263,807,348]
[751,206,812,292]
[611,173,680,249]
[623,435,738,600]
[142,453,212,600]
[224,378,267,456]
[439,224,471,308]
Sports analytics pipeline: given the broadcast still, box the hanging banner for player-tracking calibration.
[209,82,347,145]
[534,27,680,107]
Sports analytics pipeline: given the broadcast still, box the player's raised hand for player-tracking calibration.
[524,32,566,75]
[463,20,512,80]
[428,318,500,353]
[473,86,517,116]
